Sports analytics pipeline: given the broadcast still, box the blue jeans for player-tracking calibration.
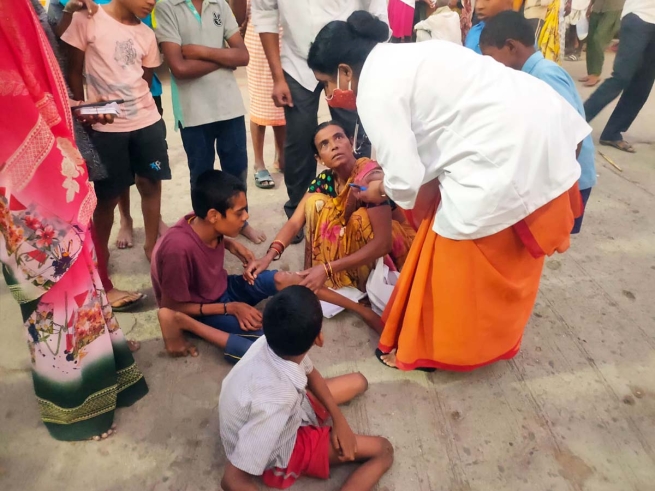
[583,14,655,141]
[196,271,277,364]
[180,117,248,190]
[571,187,592,235]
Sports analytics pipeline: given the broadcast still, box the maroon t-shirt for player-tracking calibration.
[151,214,228,308]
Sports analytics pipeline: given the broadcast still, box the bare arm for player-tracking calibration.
[330,205,393,276]
[182,33,249,68]
[55,11,74,37]
[66,46,86,101]
[259,32,284,82]
[142,67,154,88]
[228,0,248,26]
[159,42,221,80]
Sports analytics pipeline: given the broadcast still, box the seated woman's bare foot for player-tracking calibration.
[158,308,199,358]
[107,288,144,312]
[116,217,134,249]
[127,340,141,352]
[240,223,266,244]
[361,308,384,335]
[91,423,117,441]
[380,349,398,368]
[158,219,169,238]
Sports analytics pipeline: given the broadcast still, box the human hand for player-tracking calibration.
[354,180,388,205]
[272,79,294,107]
[181,44,207,60]
[243,257,272,285]
[231,303,263,331]
[71,97,115,126]
[297,265,328,293]
[331,417,357,462]
[63,0,98,15]
[227,240,255,267]
[564,0,572,17]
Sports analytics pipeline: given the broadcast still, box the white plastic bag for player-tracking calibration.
[366,258,400,315]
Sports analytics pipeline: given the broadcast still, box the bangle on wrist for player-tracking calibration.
[224,303,228,316]
[199,303,204,316]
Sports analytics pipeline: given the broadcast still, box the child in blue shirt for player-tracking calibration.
[480,11,596,233]
[464,0,513,53]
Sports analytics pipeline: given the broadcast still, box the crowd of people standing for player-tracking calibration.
[2,0,653,489]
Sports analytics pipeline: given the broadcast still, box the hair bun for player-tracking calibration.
[346,11,389,43]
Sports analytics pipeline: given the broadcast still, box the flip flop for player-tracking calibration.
[583,78,600,87]
[111,292,146,312]
[374,348,436,373]
[254,169,275,189]
[600,139,636,153]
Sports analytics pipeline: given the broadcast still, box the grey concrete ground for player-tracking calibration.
[1,57,655,491]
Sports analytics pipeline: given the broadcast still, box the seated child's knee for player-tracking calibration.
[379,437,394,463]
[354,372,369,393]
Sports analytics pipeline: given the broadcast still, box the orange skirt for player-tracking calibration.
[379,185,582,371]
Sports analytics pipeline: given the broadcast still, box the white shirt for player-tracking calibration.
[251,0,388,91]
[357,42,591,241]
[414,7,462,45]
[622,0,655,23]
[219,337,318,475]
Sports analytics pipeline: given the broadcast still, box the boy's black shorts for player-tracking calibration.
[91,119,171,201]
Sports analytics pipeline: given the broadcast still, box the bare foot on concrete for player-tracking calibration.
[144,243,155,263]
[158,308,199,358]
[584,75,600,87]
[240,223,266,244]
[116,217,134,249]
[91,424,117,441]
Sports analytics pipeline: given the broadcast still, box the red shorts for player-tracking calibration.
[262,394,331,489]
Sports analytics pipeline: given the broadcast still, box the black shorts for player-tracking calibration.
[91,119,171,200]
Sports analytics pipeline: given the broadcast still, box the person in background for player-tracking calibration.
[308,11,590,371]
[242,0,286,189]
[1,0,148,441]
[480,11,596,233]
[62,0,171,269]
[153,0,266,244]
[583,0,655,153]
[464,0,513,53]
[414,0,463,43]
[389,0,436,43]
[564,0,591,61]
[115,0,168,251]
[219,286,394,491]
[580,0,625,88]
[251,0,387,244]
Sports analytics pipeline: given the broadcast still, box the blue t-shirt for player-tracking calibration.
[464,21,485,54]
[522,52,596,190]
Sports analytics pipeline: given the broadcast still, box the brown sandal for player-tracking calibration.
[600,139,636,153]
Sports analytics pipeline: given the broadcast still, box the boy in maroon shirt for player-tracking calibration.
[152,170,380,361]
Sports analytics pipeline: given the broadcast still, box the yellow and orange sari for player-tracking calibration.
[304,158,416,291]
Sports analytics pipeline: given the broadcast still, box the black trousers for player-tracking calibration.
[282,72,371,218]
[584,13,655,141]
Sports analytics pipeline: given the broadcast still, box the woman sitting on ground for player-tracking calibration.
[246,121,415,312]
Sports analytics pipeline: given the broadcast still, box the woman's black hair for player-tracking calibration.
[308,11,389,76]
[311,120,351,153]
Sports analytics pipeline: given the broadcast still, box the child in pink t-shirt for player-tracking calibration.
[61,0,170,267]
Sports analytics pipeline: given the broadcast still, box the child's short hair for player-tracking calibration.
[191,170,247,219]
[263,286,323,357]
[479,11,536,49]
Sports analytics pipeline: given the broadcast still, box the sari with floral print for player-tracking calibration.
[0,0,147,441]
[304,158,416,291]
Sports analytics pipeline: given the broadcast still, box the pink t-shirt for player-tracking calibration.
[61,7,162,132]
[151,215,229,309]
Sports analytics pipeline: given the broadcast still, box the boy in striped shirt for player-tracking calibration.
[219,286,394,491]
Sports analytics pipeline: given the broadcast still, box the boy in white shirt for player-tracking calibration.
[415,0,463,44]
[219,286,394,491]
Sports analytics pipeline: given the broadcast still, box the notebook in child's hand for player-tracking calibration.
[320,286,367,319]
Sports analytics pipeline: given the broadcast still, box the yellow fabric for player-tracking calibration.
[303,158,416,291]
[538,0,561,62]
